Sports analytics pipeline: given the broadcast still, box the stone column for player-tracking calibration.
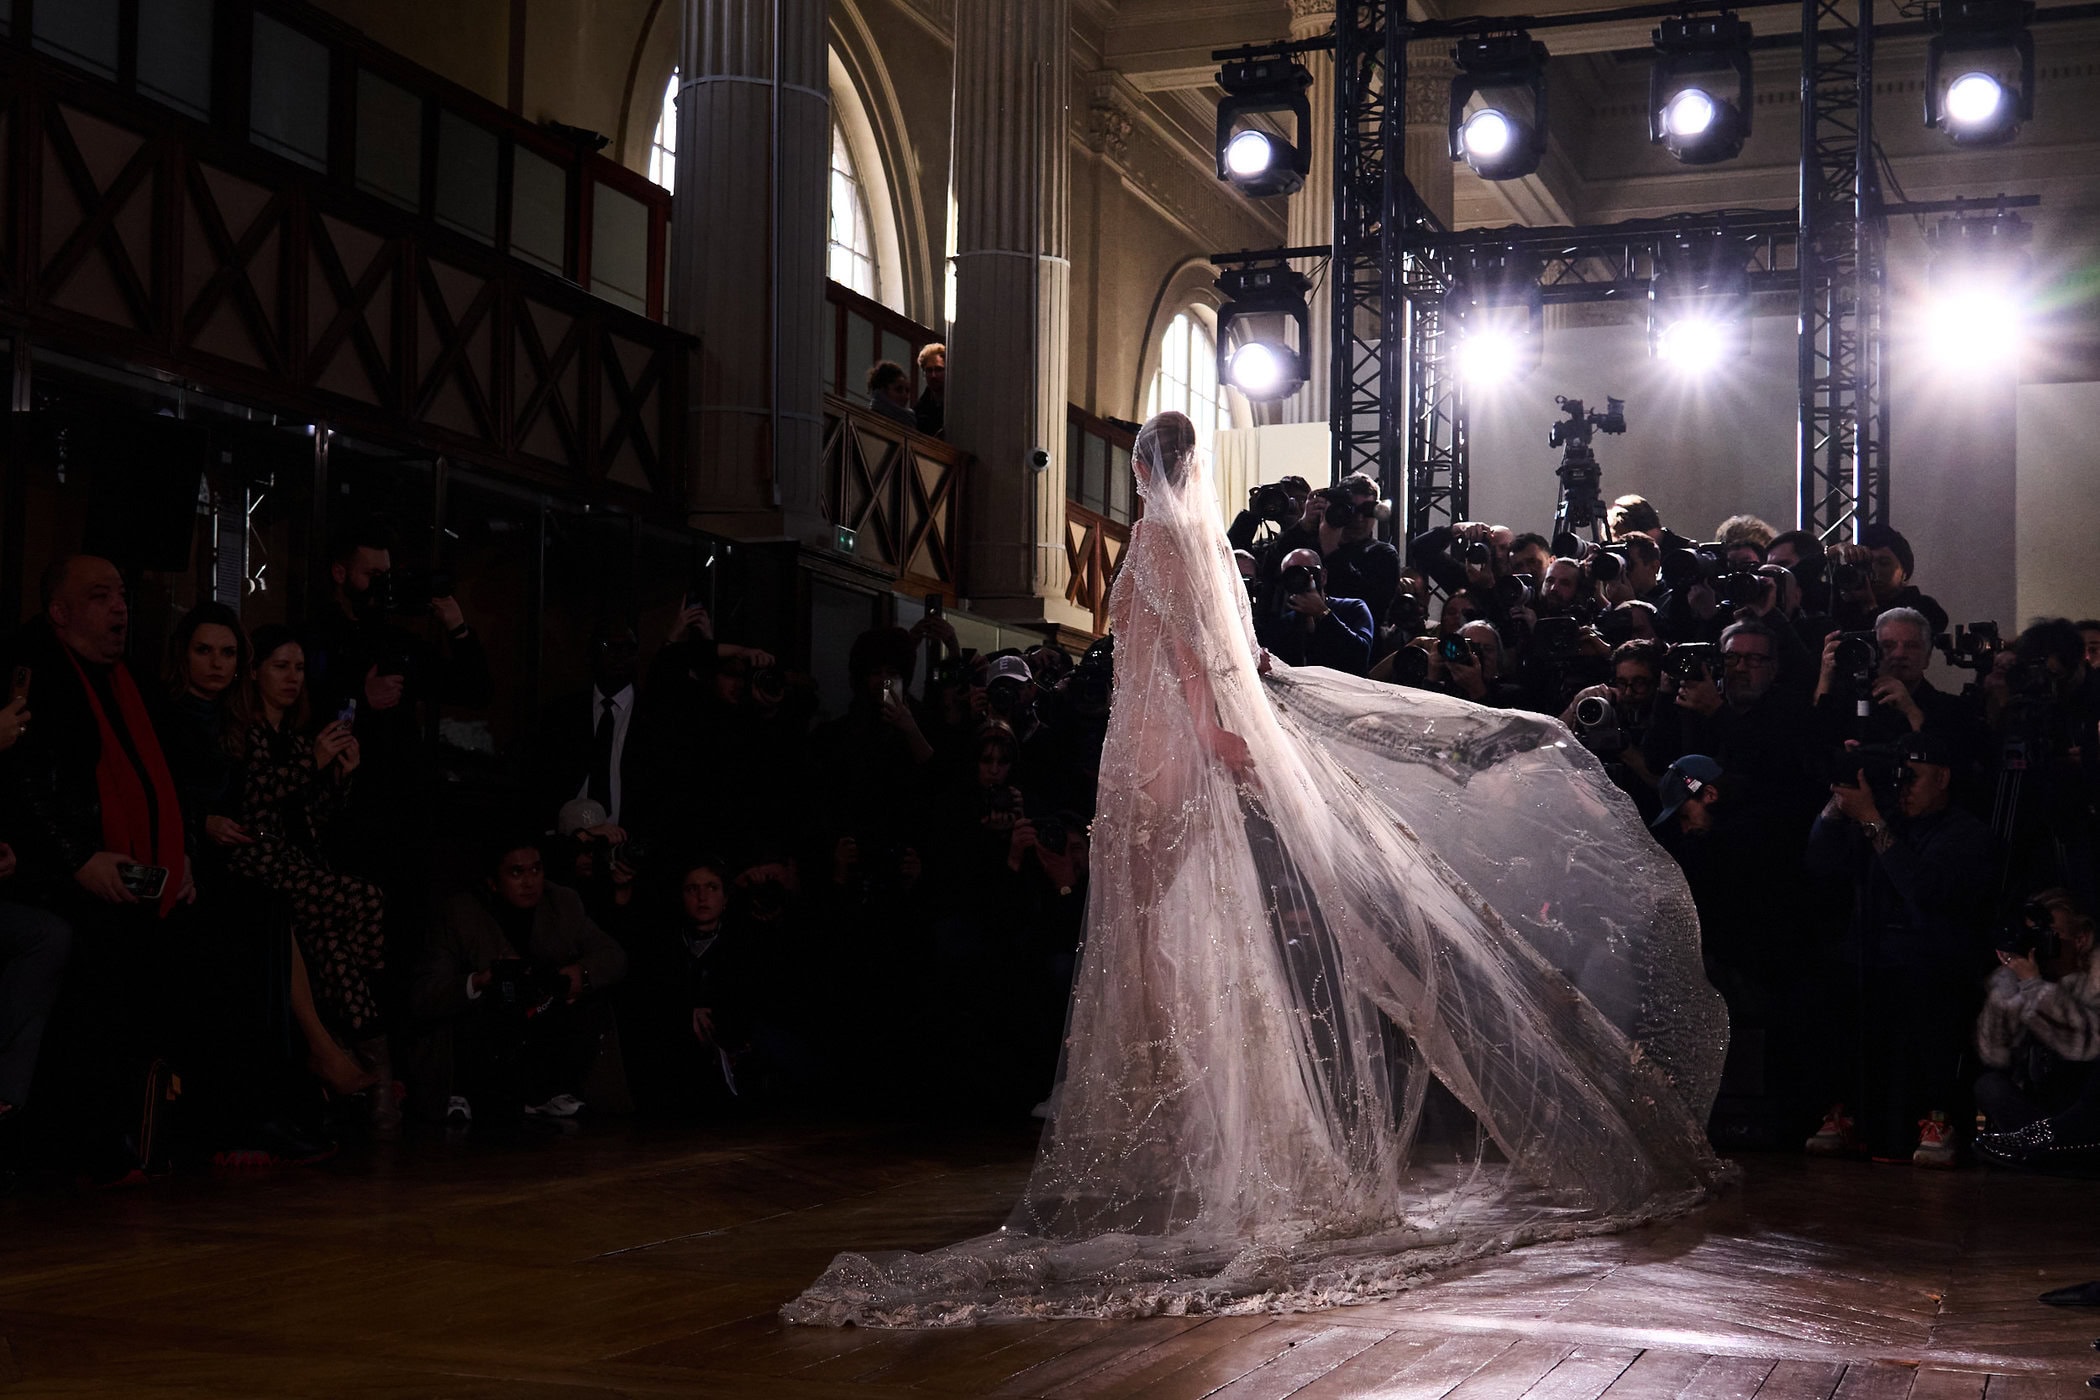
[669,0,829,543]
[1284,0,1337,429]
[1403,44,1456,236]
[947,0,1086,628]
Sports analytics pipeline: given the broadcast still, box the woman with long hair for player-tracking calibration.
[225,626,387,1101]
[161,603,251,860]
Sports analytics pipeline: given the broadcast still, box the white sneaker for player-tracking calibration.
[526,1093,585,1119]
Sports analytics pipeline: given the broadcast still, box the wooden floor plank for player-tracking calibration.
[1680,1355,1780,1400]
[1905,1369,1989,1400]
[1443,1340,1580,1399]
[1753,1359,1845,1400]
[1290,1332,1520,1400]
[1600,1350,1716,1398]
[1040,1315,1283,1399]
[1520,1346,1644,1400]
[1202,1324,1395,1400]
[1833,1363,1921,1400]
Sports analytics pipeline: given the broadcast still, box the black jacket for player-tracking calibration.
[1645,684,1822,821]
[1805,802,1998,974]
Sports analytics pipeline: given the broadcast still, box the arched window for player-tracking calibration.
[828,119,876,298]
[648,71,678,191]
[1145,311,1231,461]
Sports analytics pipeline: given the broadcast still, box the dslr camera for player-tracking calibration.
[1280,563,1323,599]
[1249,482,1299,522]
[1666,642,1720,683]
[1833,740,1909,801]
[1938,622,2004,678]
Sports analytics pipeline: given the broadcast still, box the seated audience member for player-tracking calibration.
[866,360,919,430]
[914,342,946,437]
[1256,549,1374,676]
[1804,729,1996,1166]
[553,798,642,939]
[6,556,195,1177]
[0,688,69,1176]
[160,604,251,864]
[410,835,628,1129]
[1974,890,2100,1141]
[225,627,391,1118]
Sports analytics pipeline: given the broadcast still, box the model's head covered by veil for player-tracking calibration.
[785,411,1730,1327]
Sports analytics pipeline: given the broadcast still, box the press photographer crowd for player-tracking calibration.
[1,459,2097,1185]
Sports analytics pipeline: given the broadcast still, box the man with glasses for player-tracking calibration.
[1645,621,1820,825]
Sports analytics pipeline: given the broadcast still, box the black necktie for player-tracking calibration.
[589,696,616,811]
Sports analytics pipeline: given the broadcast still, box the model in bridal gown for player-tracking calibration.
[785,410,1730,1328]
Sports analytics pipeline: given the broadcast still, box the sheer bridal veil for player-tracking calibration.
[785,412,1728,1327]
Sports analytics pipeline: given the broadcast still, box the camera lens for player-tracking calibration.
[1575,695,1614,729]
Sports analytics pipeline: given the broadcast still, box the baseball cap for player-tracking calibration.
[556,798,609,836]
[1899,729,1956,768]
[1652,754,1723,829]
[985,655,1033,687]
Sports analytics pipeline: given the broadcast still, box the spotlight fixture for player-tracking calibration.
[1920,211,2032,370]
[1215,58,1314,197]
[1925,0,2034,145]
[1649,14,1754,165]
[1214,263,1312,401]
[1648,229,1752,373]
[1449,35,1550,181]
[1446,252,1543,389]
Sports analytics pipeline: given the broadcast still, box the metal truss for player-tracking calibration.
[1798,0,1887,537]
[1330,0,1399,505]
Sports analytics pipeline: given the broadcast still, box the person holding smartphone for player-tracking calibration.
[225,627,392,1119]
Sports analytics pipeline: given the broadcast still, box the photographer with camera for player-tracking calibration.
[1562,640,1666,815]
[409,833,628,1132]
[1824,525,1948,637]
[1813,608,1979,768]
[1980,619,2100,895]
[1972,890,2100,1147]
[1645,622,1819,826]
[807,627,937,865]
[1228,476,1312,559]
[1804,729,1997,1164]
[1319,474,1402,626]
[1255,550,1374,677]
[1407,520,1511,615]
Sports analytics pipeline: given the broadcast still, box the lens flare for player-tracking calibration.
[1456,328,1524,388]
[1921,285,2023,370]
[1657,317,1729,374]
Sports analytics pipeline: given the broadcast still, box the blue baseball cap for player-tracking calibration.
[1652,754,1723,828]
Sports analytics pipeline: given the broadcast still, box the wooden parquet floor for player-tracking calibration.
[2,1119,2097,1398]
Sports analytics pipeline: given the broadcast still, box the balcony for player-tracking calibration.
[2,0,684,502]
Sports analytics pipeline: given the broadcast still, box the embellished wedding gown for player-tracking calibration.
[785,422,1729,1328]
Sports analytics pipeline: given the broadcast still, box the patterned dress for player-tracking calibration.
[226,722,386,1035]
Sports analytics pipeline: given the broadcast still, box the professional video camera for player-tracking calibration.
[1548,395,1628,544]
[1938,622,2005,679]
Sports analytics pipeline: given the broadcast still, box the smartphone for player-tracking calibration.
[334,698,358,728]
[923,592,944,621]
[116,863,169,901]
[9,666,27,703]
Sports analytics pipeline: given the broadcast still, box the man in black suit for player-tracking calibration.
[535,624,643,832]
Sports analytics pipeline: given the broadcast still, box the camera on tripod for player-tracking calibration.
[1548,395,1628,544]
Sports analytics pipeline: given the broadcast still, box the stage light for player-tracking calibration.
[1920,211,2032,370]
[1656,317,1730,374]
[1648,228,1753,370]
[1445,251,1543,390]
[1649,15,1752,165]
[1926,0,2033,145]
[1214,262,1311,402]
[1215,58,1314,197]
[1449,35,1549,181]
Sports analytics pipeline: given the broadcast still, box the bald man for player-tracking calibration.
[1254,548,1374,676]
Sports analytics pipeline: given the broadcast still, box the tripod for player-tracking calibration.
[1552,444,1607,550]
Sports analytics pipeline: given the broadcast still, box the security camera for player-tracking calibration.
[1026,447,1050,473]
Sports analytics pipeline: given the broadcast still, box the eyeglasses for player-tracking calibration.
[1721,652,1775,668]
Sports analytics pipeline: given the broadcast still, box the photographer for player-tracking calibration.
[1562,639,1666,813]
[1605,494,1697,551]
[1255,550,1374,677]
[1227,475,1311,558]
[1645,621,1819,824]
[807,627,936,862]
[1983,619,2100,894]
[409,834,628,1131]
[1804,730,1997,1164]
[1973,890,2100,1139]
[1825,525,1948,637]
[1814,607,1979,761]
[1407,520,1510,613]
[1322,474,1402,625]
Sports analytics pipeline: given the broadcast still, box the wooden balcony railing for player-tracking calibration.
[821,393,964,604]
[7,0,671,320]
[1064,500,1130,637]
[1,44,688,504]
